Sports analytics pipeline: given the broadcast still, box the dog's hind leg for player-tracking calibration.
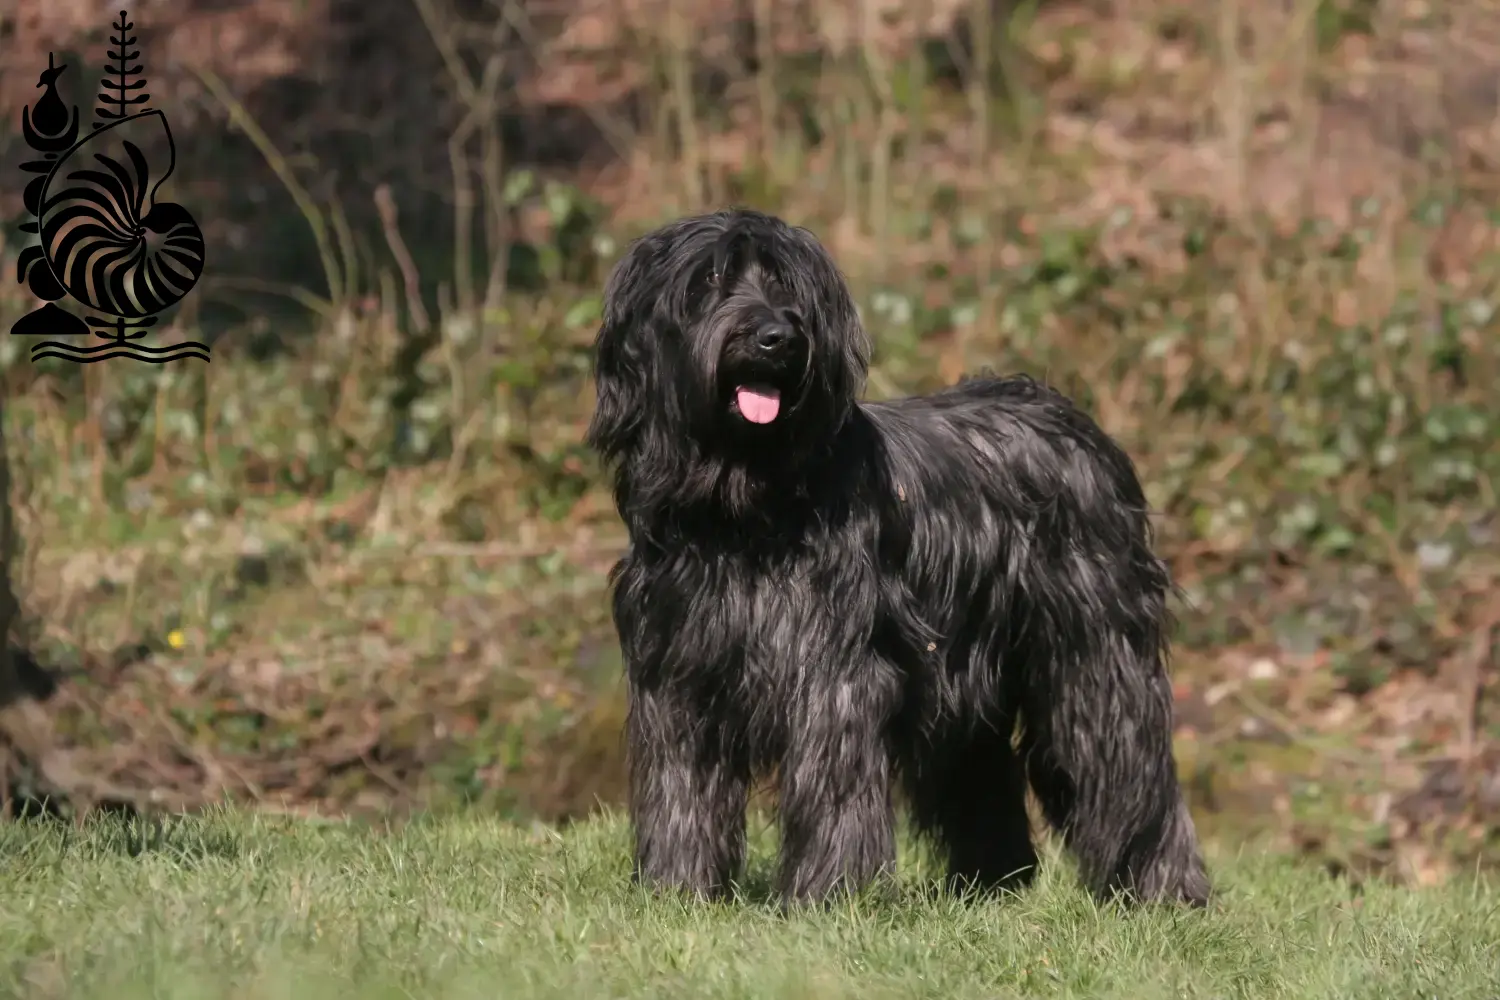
[1016,624,1210,907]
[903,720,1039,898]
[627,681,751,900]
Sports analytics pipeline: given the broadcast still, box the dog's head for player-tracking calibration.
[586,210,870,477]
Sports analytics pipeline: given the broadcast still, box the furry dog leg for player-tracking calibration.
[627,680,750,899]
[904,721,1039,897]
[776,659,901,903]
[1016,585,1210,906]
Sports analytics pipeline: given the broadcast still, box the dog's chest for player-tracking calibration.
[667,549,838,657]
[719,565,838,747]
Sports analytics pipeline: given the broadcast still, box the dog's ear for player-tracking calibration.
[782,224,872,410]
[586,245,654,462]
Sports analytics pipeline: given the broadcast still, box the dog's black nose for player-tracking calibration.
[755,310,801,353]
[755,325,792,353]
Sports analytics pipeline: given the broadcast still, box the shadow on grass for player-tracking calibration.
[1,813,247,868]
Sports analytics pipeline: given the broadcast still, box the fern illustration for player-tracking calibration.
[95,10,150,130]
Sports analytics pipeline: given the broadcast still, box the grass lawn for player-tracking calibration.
[0,810,1496,999]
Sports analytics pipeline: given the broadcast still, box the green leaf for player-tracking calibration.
[503,170,536,206]
[563,296,602,330]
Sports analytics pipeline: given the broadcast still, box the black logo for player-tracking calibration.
[11,11,209,364]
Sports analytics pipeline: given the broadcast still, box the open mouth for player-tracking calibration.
[732,384,782,424]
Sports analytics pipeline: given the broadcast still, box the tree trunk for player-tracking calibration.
[0,384,58,817]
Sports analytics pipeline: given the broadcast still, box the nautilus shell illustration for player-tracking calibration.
[35,109,206,321]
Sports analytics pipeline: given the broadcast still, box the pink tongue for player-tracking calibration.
[736,387,781,424]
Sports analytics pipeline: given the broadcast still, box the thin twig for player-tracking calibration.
[374,185,432,333]
[193,67,345,307]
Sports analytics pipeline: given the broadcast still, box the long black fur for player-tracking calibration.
[587,208,1210,907]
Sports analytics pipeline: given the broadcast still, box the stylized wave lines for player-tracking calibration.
[29,339,209,364]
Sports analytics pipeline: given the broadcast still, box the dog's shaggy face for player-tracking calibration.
[587,211,870,513]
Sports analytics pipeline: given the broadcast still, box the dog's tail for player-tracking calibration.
[1011,546,1211,907]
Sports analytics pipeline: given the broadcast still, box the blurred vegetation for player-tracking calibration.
[0,0,1496,887]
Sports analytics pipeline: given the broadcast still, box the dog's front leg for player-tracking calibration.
[627,680,749,899]
[777,665,899,904]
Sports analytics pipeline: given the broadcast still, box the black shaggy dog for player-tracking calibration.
[586,208,1210,908]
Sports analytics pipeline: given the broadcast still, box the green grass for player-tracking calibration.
[1,810,1496,999]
